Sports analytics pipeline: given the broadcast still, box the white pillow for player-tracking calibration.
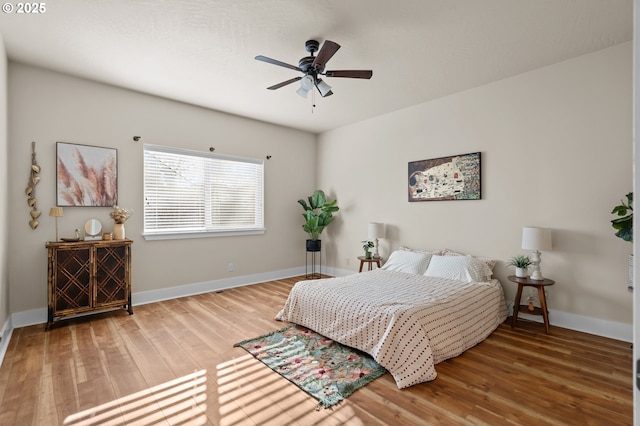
[399,246,443,256]
[441,248,497,272]
[381,250,432,275]
[424,255,492,282]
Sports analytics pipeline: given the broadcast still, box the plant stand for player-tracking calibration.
[306,249,321,279]
[305,239,321,279]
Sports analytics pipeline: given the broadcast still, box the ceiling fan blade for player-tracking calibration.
[266,77,301,90]
[325,70,373,79]
[312,40,340,70]
[255,55,302,72]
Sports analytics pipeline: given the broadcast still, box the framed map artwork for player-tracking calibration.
[408,152,481,202]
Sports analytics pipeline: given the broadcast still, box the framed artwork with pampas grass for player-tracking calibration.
[56,142,118,207]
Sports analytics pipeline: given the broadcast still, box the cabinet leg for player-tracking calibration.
[46,308,53,331]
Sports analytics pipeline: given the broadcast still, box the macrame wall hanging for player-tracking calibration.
[26,141,41,229]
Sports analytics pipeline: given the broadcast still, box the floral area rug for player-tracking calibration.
[234,324,387,409]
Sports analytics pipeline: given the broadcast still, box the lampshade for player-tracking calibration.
[316,79,333,97]
[521,227,552,251]
[368,222,385,240]
[296,87,309,98]
[297,75,314,98]
[300,75,314,90]
[49,207,64,217]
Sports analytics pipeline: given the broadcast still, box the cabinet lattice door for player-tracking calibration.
[95,244,128,307]
[46,239,132,329]
[53,246,91,313]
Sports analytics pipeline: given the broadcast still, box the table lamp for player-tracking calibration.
[49,207,64,242]
[368,222,385,258]
[521,226,552,280]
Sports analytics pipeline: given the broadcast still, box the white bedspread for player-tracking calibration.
[275,270,507,388]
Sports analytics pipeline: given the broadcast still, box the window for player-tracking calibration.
[143,144,264,240]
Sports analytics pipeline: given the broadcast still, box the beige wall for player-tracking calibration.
[7,63,316,314]
[0,34,8,334]
[318,42,633,326]
[3,42,633,335]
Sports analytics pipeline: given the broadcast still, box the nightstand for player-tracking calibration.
[508,275,555,334]
[358,256,382,272]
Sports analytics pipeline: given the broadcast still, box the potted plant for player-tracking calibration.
[298,190,339,252]
[507,255,532,278]
[611,192,633,288]
[611,192,633,242]
[362,240,374,259]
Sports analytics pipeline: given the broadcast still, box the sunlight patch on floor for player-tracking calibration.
[216,353,366,425]
[63,369,207,425]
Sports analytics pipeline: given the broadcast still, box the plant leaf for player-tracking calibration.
[612,205,628,216]
[310,190,326,209]
[298,199,310,211]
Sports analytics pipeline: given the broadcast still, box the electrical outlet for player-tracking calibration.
[228,263,234,272]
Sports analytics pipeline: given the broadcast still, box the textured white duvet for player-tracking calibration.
[275,269,508,388]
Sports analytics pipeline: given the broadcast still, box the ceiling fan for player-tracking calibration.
[255,39,373,98]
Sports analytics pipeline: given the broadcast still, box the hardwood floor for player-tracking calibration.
[0,276,632,425]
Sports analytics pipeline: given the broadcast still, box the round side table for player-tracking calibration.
[357,256,382,272]
[508,275,555,334]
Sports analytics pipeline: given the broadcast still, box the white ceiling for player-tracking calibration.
[0,0,632,134]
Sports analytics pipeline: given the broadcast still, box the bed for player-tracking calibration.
[275,248,508,389]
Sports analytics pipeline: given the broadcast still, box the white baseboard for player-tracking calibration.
[0,316,12,368]
[515,309,632,342]
[12,307,47,329]
[2,265,632,368]
[132,266,306,306]
[324,266,358,277]
[10,266,307,329]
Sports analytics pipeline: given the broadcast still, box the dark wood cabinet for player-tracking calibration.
[46,239,133,329]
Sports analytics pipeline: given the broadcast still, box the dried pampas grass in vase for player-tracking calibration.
[110,205,131,240]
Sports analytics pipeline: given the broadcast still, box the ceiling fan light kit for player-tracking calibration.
[296,75,315,98]
[256,39,372,100]
[315,79,332,97]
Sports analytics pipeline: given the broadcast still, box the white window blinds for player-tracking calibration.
[143,144,264,238]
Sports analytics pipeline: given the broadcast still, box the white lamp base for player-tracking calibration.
[529,250,544,280]
[373,238,380,258]
[530,270,544,280]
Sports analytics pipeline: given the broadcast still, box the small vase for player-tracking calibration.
[365,251,372,259]
[113,223,125,240]
[515,267,527,278]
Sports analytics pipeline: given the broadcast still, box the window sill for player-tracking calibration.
[142,229,265,241]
